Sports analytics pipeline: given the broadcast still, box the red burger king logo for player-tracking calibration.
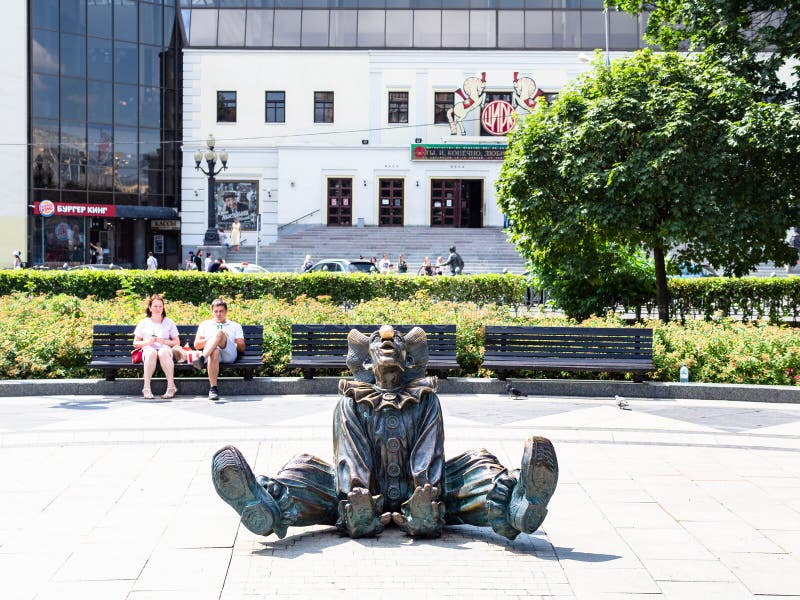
[38,200,55,217]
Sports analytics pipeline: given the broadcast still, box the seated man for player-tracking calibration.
[193,298,245,400]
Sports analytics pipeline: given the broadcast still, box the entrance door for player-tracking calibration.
[378,178,404,226]
[430,179,483,227]
[327,178,352,226]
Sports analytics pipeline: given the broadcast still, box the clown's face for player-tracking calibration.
[368,325,406,378]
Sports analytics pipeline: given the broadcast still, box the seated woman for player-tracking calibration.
[133,294,181,399]
[418,256,434,276]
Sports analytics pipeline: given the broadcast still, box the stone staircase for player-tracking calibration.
[229,226,527,274]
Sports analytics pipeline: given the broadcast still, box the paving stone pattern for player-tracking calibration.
[2,393,800,599]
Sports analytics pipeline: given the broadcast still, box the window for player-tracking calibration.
[217,91,237,122]
[388,91,408,124]
[265,91,285,123]
[434,92,452,124]
[314,91,334,123]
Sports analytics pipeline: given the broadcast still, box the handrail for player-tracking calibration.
[278,209,320,230]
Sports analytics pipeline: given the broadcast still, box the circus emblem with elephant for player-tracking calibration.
[447,71,544,136]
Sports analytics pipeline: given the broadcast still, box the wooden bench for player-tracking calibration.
[88,324,264,381]
[288,324,459,379]
[483,325,654,382]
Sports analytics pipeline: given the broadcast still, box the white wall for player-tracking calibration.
[0,3,28,266]
[182,48,595,242]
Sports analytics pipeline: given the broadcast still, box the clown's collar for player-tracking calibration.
[338,376,438,410]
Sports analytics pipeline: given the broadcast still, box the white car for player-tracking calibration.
[224,262,269,274]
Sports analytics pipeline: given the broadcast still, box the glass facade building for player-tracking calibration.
[29,0,183,268]
[178,1,647,50]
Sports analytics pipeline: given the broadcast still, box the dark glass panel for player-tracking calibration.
[302,10,329,46]
[140,45,162,87]
[273,10,301,45]
[61,122,88,190]
[275,0,303,5]
[32,75,60,119]
[218,8,246,44]
[114,40,139,83]
[87,81,113,123]
[61,0,87,34]
[114,83,139,125]
[552,0,580,6]
[32,119,60,189]
[385,10,412,46]
[32,0,59,30]
[330,10,357,46]
[441,10,468,46]
[32,29,60,75]
[140,2,164,45]
[88,191,114,204]
[413,10,440,46]
[61,77,87,122]
[247,0,275,5]
[609,10,637,49]
[411,0,441,7]
[139,128,162,171]
[357,10,384,46]
[88,0,113,37]
[525,0,551,7]
[61,33,87,78]
[88,37,113,80]
[582,0,602,7]
[140,86,162,129]
[114,0,139,42]
[497,0,524,6]
[581,9,604,49]
[219,0,247,5]
[164,5,177,46]
[114,193,139,205]
[525,10,551,47]
[470,10,496,46]
[246,10,273,45]
[162,90,180,129]
[190,8,218,44]
[552,9,579,48]
[498,10,524,47]
[61,190,88,203]
[359,0,385,6]
[87,124,115,191]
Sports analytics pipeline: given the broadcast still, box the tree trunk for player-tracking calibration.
[653,245,670,323]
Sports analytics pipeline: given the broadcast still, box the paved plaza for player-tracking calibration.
[1,390,800,599]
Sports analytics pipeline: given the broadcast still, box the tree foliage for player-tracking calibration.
[608,0,800,103]
[497,49,800,321]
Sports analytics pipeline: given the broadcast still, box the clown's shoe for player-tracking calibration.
[507,436,558,534]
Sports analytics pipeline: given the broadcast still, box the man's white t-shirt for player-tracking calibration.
[204,257,213,271]
[146,255,157,270]
[195,319,244,362]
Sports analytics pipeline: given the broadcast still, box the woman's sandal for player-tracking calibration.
[142,387,154,400]
[162,386,177,400]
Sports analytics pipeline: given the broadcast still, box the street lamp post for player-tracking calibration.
[603,7,611,68]
[194,134,229,245]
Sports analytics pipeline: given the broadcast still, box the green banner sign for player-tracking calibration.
[411,144,507,161]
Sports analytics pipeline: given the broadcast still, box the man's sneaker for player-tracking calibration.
[507,436,558,534]
[193,354,206,371]
[211,445,281,536]
[208,386,220,401]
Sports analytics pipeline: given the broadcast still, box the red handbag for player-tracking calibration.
[131,348,143,364]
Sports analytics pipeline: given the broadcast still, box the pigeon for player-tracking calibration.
[616,395,630,410]
[506,383,528,399]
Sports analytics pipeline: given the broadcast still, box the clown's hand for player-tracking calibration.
[336,487,385,539]
[392,484,444,538]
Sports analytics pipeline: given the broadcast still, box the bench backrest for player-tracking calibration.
[484,326,653,360]
[291,324,457,358]
[91,324,263,361]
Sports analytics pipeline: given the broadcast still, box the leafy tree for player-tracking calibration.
[608,0,800,103]
[497,49,800,321]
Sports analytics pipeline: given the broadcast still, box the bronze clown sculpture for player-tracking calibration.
[212,325,558,540]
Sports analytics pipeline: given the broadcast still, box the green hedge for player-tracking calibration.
[0,270,526,307]
[3,293,800,385]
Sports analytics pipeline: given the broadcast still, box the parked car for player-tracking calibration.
[308,259,378,274]
[67,263,124,271]
[672,262,717,278]
[225,262,269,274]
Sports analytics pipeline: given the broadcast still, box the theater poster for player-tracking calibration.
[215,181,258,230]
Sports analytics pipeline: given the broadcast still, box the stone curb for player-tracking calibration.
[1,377,798,403]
